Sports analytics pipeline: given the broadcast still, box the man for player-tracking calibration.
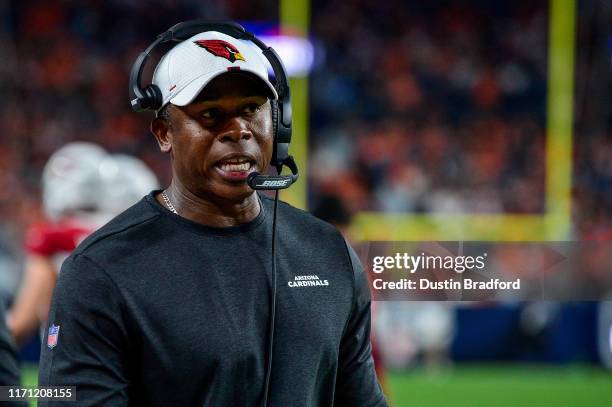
[39,26,387,406]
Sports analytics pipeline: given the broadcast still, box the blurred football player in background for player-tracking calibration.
[7,142,158,345]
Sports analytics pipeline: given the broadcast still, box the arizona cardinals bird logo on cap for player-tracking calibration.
[194,39,245,63]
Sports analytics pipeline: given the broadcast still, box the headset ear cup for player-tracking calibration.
[270,99,280,165]
[143,85,163,111]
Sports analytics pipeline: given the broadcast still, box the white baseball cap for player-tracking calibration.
[152,31,278,111]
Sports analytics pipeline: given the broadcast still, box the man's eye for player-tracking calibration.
[242,104,261,115]
[201,109,219,119]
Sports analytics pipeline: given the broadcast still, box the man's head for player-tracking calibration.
[149,31,278,203]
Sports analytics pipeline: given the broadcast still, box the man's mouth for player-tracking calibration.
[214,156,257,181]
[218,160,253,172]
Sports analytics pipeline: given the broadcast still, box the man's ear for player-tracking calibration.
[150,117,172,153]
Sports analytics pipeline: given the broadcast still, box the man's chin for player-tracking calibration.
[211,182,256,203]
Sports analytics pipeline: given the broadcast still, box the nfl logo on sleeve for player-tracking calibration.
[47,325,60,349]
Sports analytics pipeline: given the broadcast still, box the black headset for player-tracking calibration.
[129,20,298,190]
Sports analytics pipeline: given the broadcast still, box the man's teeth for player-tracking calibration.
[219,162,252,172]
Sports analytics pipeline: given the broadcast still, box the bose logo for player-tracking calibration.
[258,179,290,187]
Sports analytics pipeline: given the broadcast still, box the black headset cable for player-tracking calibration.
[262,189,279,407]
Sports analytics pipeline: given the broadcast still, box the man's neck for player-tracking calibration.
[156,181,261,228]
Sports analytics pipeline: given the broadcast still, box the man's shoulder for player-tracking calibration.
[262,195,352,260]
[71,197,160,260]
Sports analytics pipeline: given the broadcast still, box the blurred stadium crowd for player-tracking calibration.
[308,1,610,239]
[310,1,550,216]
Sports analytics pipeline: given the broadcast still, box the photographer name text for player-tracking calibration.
[372,277,521,291]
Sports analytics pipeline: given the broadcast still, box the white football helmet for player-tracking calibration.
[99,154,159,216]
[42,142,109,220]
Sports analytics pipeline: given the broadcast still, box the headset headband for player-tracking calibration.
[129,20,290,122]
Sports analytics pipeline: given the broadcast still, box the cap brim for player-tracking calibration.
[169,69,278,107]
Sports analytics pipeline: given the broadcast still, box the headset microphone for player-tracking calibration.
[247,156,299,191]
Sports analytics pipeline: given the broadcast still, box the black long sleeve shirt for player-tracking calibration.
[38,192,387,406]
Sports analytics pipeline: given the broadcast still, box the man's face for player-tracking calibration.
[152,73,274,203]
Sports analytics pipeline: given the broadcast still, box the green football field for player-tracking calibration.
[22,364,612,406]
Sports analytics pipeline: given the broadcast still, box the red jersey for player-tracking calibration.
[24,218,99,272]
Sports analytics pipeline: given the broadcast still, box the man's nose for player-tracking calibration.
[217,117,252,142]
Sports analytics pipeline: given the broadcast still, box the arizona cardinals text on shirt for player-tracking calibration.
[288,274,329,288]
